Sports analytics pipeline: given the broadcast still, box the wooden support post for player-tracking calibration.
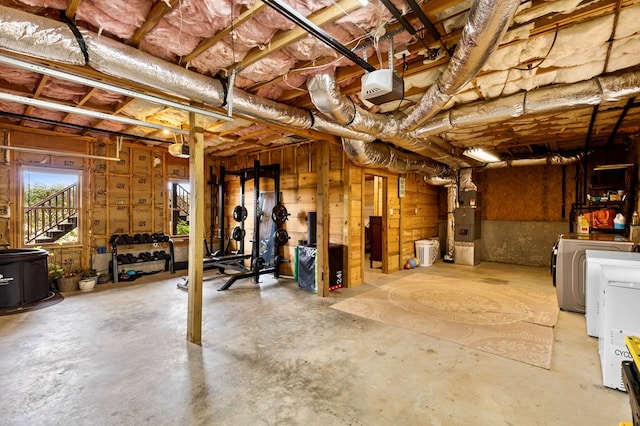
[187,112,205,344]
[316,140,330,297]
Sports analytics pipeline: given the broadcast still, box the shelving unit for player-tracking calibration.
[110,237,175,283]
[586,164,634,235]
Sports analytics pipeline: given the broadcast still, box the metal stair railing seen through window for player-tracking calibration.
[25,182,78,244]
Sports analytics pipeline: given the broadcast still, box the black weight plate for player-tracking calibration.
[233,205,248,222]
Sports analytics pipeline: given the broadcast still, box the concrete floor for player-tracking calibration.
[0,261,632,425]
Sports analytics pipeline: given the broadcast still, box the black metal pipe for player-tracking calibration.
[261,0,375,72]
[253,160,260,284]
[380,0,419,38]
[583,105,599,204]
[605,97,634,163]
[219,166,226,254]
[403,0,442,42]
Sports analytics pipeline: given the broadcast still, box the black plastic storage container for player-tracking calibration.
[0,249,49,309]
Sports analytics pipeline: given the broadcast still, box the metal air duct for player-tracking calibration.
[308,0,521,138]
[342,138,451,176]
[414,72,640,138]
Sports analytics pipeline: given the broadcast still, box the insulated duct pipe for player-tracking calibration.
[413,74,640,138]
[481,152,588,169]
[0,5,449,176]
[0,7,312,128]
[308,75,471,169]
[342,138,452,176]
[1,6,636,177]
[444,184,458,262]
[308,0,521,139]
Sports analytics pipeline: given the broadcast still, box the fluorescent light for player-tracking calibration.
[358,0,368,5]
[463,148,501,163]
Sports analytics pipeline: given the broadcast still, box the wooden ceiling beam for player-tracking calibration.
[130,0,180,47]
[236,128,275,142]
[65,0,81,20]
[54,86,99,133]
[234,0,362,72]
[0,121,93,142]
[20,74,49,127]
[420,0,464,17]
[180,2,266,66]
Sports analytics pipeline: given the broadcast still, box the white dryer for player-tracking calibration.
[555,233,633,313]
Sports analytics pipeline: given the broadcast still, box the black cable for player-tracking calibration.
[396,54,409,112]
[60,10,89,64]
[262,0,375,72]
[515,25,559,71]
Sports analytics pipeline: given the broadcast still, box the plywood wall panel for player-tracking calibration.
[477,165,572,222]
[296,145,310,173]
[281,147,295,174]
[298,172,317,188]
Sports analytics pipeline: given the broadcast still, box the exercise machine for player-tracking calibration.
[177,160,289,291]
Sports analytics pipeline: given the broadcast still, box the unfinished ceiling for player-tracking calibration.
[0,0,639,170]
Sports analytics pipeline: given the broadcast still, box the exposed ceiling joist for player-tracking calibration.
[130,0,181,46]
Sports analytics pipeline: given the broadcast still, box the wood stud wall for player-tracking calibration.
[1,130,443,290]
[92,141,176,251]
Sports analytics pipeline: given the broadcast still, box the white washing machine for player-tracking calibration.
[555,233,634,313]
[585,250,640,337]
[597,261,640,390]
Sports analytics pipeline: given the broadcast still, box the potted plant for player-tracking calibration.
[48,263,64,290]
[79,268,98,291]
[57,268,80,292]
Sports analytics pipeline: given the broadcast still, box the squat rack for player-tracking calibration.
[216,160,284,289]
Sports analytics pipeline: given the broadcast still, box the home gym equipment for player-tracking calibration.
[271,203,290,224]
[177,160,288,291]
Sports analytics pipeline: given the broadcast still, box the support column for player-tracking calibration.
[317,140,330,297]
[187,112,205,344]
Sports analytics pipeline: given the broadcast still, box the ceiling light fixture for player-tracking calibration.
[463,148,501,163]
[168,135,189,158]
[358,0,368,5]
[168,143,189,158]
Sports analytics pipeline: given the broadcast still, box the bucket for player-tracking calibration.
[415,240,436,267]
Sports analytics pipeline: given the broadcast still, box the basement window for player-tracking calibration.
[168,181,190,236]
[23,168,81,246]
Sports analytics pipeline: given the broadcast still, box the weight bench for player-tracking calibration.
[177,253,253,291]
[204,253,251,273]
